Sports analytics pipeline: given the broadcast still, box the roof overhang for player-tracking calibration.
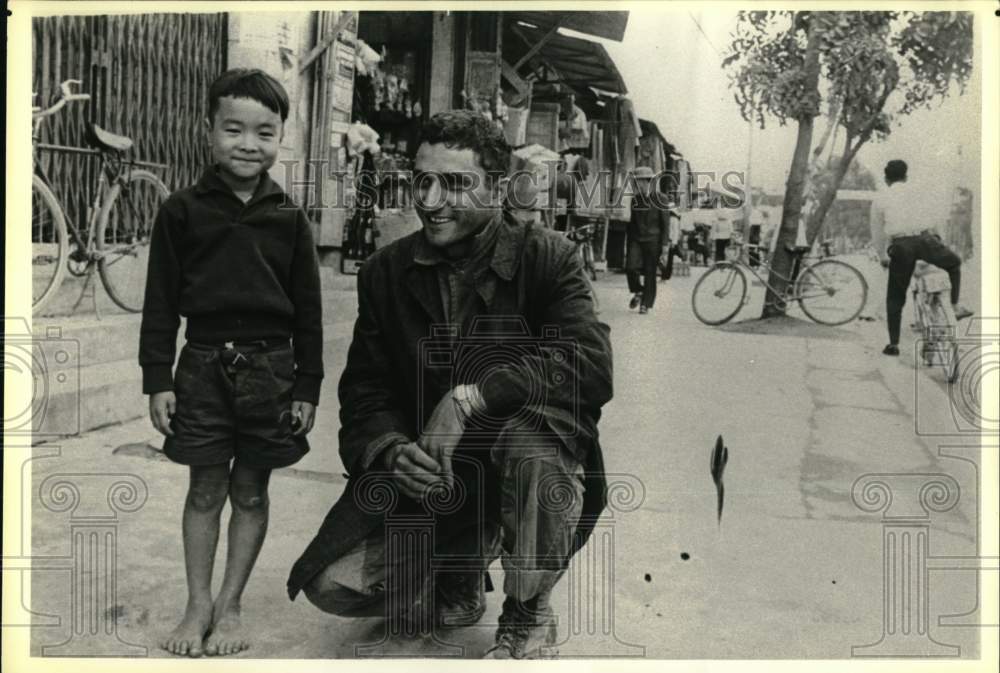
[504,20,628,99]
[506,11,629,42]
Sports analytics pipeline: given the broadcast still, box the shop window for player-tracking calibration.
[353,12,432,211]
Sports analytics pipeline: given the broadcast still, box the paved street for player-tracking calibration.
[24,265,987,659]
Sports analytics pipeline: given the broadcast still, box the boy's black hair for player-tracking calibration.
[208,68,290,123]
[420,110,511,181]
[884,159,908,184]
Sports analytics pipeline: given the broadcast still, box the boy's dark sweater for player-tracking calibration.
[139,166,324,404]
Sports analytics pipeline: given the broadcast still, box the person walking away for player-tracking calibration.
[869,159,973,356]
[712,206,733,262]
[140,69,324,657]
[625,166,670,314]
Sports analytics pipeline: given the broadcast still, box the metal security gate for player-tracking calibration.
[32,14,227,228]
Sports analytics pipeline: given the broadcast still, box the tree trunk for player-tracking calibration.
[804,135,864,246]
[761,16,824,318]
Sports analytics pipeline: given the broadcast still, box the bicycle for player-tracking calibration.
[910,260,960,383]
[32,79,169,315]
[565,221,600,312]
[691,235,868,326]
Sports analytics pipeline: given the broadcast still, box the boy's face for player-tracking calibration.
[206,96,283,188]
[412,142,503,250]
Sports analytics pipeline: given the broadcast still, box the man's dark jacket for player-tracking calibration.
[287,213,613,599]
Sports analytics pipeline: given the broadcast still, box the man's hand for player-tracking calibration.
[149,391,176,437]
[383,441,443,500]
[290,400,316,436]
[418,389,471,486]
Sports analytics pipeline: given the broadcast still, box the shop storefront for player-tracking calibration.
[328,10,632,273]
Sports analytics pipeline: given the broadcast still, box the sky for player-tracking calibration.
[585,9,981,216]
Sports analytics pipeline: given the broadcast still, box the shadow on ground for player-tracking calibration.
[718,315,865,342]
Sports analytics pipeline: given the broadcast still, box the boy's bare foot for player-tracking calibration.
[204,600,250,656]
[160,600,213,657]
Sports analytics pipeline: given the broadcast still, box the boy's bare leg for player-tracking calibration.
[161,463,230,657]
[205,461,271,656]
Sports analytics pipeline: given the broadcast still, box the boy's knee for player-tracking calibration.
[229,484,269,512]
[187,481,228,512]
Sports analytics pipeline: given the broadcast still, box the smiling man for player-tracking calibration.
[287,110,613,658]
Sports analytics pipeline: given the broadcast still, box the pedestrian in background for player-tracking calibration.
[712,206,733,262]
[625,166,671,314]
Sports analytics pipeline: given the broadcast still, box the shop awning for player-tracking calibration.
[504,21,628,96]
[506,11,629,42]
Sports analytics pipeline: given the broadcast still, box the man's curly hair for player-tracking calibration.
[420,110,511,181]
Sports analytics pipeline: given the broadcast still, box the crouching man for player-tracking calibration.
[286,111,613,658]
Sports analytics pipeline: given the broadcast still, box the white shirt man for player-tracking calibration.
[870,179,935,240]
[868,159,971,356]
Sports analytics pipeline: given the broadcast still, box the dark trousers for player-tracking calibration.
[303,428,585,617]
[714,238,730,262]
[627,239,661,308]
[886,233,962,345]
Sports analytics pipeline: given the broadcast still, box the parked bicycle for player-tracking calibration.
[691,234,868,326]
[565,221,600,312]
[910,261,960,383]
[32,79,169,314]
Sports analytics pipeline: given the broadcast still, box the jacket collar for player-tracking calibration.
[407,211,522,282]
[194,165,285,204]
[404,211,525,320]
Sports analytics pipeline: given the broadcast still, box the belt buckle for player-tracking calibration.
[223,341,248,367]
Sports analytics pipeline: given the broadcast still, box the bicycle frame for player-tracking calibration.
[33,145,117,266]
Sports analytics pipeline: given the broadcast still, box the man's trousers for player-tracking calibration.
[302,424,585,619]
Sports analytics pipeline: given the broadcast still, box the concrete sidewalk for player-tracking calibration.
[24,268,989,660]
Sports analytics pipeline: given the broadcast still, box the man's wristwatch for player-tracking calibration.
[452,384,485,421]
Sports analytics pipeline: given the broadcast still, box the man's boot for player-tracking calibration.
[483,592,558,659]
[435,569,487,627]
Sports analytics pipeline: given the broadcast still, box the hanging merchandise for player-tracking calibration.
[354,38,382,76]
[346,122,381,157]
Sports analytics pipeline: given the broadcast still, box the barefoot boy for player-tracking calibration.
[139,69,323,657]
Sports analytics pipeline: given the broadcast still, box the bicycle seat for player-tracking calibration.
[784,243,811,255]
[84,123,133,152]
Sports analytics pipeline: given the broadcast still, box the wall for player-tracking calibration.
[227,12,317,204]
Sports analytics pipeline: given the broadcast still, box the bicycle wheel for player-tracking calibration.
[795,259,868,326]
[924,297,960,378]
[32,175,69,314]
[691,262,747,325]
[97,169,168,312]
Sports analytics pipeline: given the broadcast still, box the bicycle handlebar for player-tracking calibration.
[33,79,91,120]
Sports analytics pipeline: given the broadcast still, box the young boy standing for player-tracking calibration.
[139,69,324,657]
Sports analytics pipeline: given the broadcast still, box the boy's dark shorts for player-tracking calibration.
[164,341,309,469]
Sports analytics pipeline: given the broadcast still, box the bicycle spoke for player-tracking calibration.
[97,170,167,312]
[795,260,867,326]
[692,264,747,325]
